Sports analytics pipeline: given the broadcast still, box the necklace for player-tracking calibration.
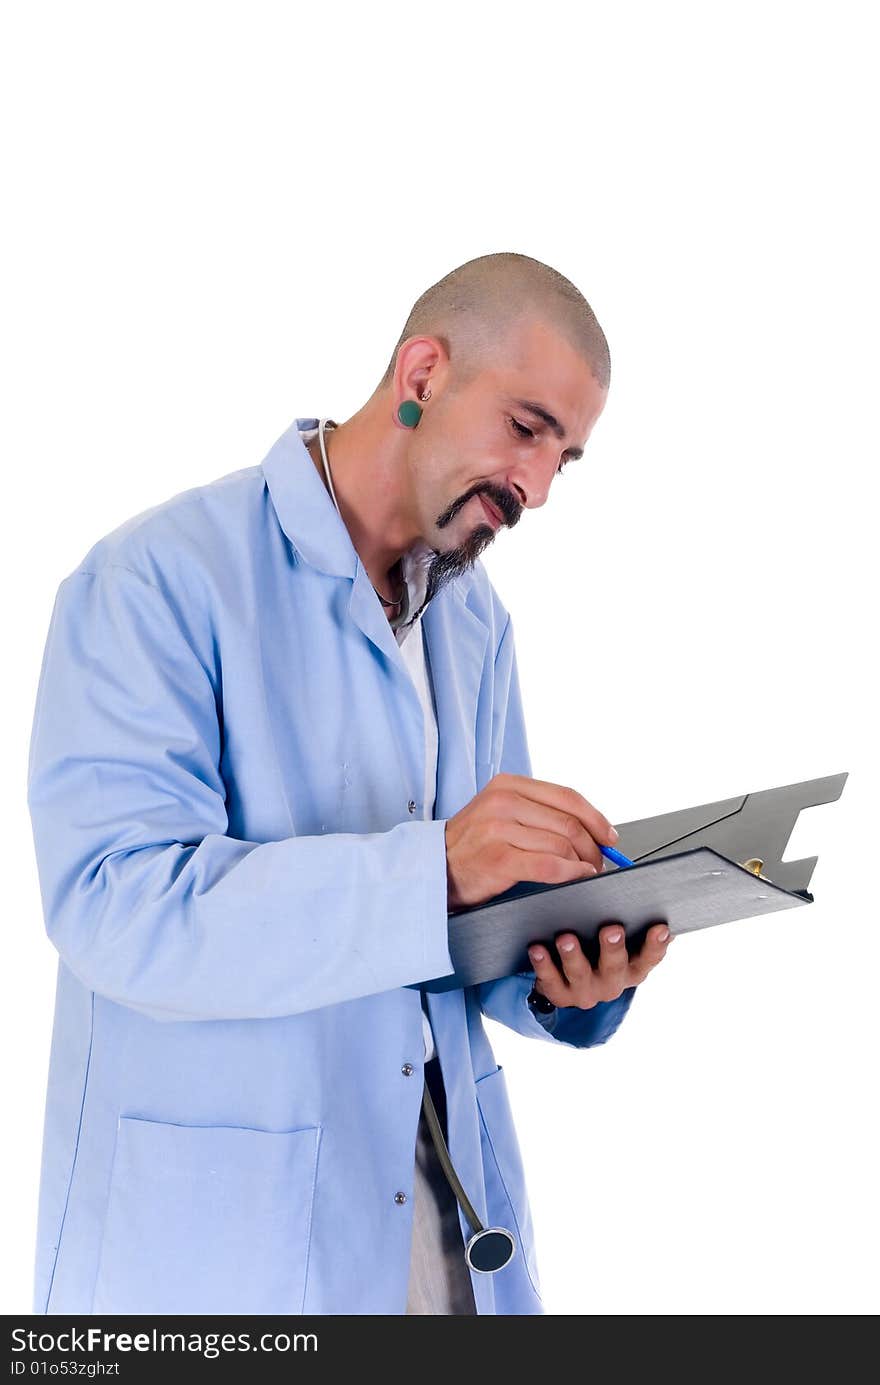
[316,418,406,611]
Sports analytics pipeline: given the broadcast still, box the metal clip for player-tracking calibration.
[740,857,771,880]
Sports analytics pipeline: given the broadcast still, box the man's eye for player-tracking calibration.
[510,417,534,440]
[510,417,570,474]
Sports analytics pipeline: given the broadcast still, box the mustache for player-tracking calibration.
[438,484,522,530]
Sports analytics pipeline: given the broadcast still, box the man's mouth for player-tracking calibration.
[477,495,503,529]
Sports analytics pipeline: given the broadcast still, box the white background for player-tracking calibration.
[2,1,877,1316]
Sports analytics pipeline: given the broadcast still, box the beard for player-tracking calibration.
[417,496,506,611]
[411,484,521,618]
[421,525,493,606]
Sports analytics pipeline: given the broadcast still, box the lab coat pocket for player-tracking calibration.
[91,1116,321,1314]
[474,1065,542,1299]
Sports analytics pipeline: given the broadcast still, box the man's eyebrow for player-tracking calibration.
[509,399,584,460]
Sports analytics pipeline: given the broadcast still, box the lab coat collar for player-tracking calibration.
[261,414,490,840]
[262,417,360,581]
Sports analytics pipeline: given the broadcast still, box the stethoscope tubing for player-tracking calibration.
[420,1077,517,1274]
[420,1079,483,1233]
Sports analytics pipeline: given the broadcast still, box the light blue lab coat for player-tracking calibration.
[26,416,634,1316]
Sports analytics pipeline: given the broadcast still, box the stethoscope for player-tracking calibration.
[420,1070,517,1274]
[315,415,517,1276]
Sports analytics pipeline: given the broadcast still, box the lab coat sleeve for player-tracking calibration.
[26,564,455,1023]
[474,613,635,1049]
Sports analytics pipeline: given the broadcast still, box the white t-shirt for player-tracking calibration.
[298,419,440,1061]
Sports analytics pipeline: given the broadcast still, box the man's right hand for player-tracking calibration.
[444,772,619,912]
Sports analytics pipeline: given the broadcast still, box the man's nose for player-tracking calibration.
[505,449,562,510]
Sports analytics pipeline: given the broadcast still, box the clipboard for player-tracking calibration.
[423,772,848,993]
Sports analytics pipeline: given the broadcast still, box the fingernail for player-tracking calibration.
[529,947,545,962]
[606,928,623,944]
[608,827,619,843]
[559,939,575,952]
[657,927,670,942]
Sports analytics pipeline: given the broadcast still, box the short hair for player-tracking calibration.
[377,251,610,395]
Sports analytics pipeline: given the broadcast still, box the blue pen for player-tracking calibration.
[599,843,635,869]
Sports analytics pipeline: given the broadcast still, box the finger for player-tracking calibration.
[527,943,569,1007]
[502,821,602,875]
[493,773,618,852]
[627,922,673,984]
[487,792,606,864]
[508,844,598,888]
[596,923,631,998]
[554,933,594,989]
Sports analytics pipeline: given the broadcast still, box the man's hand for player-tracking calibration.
[528,922,673,1010]
[445,772,617,912]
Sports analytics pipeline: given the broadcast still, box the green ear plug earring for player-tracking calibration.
[397,389,431,428]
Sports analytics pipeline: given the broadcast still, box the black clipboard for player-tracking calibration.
[423,772,847,993]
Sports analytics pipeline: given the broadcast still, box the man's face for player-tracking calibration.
[409,316,608,606]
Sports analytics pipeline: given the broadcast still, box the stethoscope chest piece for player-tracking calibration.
[465,1226,517,1274]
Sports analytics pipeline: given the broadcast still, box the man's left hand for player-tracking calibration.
[528,922,673,1009]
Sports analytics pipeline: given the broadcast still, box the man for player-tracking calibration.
[26,251,672,1316]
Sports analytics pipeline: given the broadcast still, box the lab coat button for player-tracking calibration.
[394,1191,408,1205]
[407,799,416,814]
[401,1062,414,1076]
